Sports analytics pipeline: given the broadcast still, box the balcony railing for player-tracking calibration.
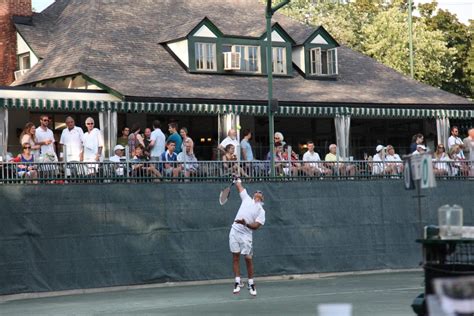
[1,160,472,184]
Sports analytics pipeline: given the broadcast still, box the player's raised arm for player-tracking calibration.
[233,177,244,193]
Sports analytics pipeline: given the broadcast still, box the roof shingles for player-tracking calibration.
[12,0,471,106]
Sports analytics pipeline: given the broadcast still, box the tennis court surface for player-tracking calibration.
[1,270,422,315]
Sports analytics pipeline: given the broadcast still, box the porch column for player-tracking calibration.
[218,113,240,158]
[436,116,450,150]
[334,114,351,159]
[0,108,8,160]
[98,110,117,159]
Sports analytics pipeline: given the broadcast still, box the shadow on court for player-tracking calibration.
[1,271,422,316]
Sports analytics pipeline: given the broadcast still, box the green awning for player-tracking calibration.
[1,98,472,119]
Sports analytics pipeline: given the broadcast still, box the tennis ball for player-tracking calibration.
[236,124,241,130]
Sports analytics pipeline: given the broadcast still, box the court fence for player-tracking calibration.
[1,159,472,184]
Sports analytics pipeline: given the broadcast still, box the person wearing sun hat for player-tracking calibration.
[372,144,386,175]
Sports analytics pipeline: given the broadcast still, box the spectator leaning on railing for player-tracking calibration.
[160,140,180,178]
[432,144,450,176]
[110,144,126,176]
[302,141,331,176]
[177,138,199,178]
[384,145,403,175]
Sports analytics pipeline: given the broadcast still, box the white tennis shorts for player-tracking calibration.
[229,229,253,255]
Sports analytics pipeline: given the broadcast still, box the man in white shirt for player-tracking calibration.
[448,126,465,159]
[59,116,83,161]
[219,128,239,155]
[109,144,126,176]
[149,120,166,161]
[302,140,331,176]
[229,178,265,297]
[36,114,56,156]
[177,139,199,177]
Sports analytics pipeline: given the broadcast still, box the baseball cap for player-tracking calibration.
[114,144,125,151]
[376,145,384,152]
[417,144,427,150]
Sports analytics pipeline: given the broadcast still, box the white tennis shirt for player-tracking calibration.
[232,189,265,236]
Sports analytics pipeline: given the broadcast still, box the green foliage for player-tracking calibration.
[280,0,473,98]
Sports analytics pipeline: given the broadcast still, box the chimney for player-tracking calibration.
[0,0,32,86]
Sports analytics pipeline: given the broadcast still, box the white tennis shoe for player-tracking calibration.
[233,281,244,294]
[248,284,257,296]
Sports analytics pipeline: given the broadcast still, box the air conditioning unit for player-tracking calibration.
[14,69,29,81]
[223,52,241,70]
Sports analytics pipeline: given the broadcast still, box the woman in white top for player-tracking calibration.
[19,122,41,160]
[432,144,450,176]
[81,117,104,173]
[179,127,193,154]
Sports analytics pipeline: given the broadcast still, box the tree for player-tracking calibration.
[418,2,473,98]
[279,0,469,97]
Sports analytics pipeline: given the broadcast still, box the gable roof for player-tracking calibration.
[11,0,471,106]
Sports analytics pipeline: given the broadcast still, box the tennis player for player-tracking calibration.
[229,178,265,296]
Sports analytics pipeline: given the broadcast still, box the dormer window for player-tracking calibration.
[195,42,216,71]
[223,45,260,73]
[309,48,337,76]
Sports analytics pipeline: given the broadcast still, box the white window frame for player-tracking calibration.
[195,42,216,71]
[327,48,338,75]
[272,47,287,75]
[223,45,261,73]
[18,52,31,70]
[309,47,338,76]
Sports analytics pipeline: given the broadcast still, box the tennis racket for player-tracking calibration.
[219,182,234,205]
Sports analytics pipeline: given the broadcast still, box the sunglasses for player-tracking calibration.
[42,119,50,122]
[23,147,31,149]
[86,123,94,125]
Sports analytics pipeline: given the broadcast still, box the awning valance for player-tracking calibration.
[0,98,472,119]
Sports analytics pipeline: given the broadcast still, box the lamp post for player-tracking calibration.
[266,0,290,177]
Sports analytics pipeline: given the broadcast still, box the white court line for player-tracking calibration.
[109,286,424,313]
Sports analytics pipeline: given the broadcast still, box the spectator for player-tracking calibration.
[449,144,469,176]
[109,144,126,177]
[274,132,286,146]
[448,126,464,159]
[59,116,83,162]
[463,128,474,161]
[410,133,424,153]
[282,144,301,176]
[81,117,103,174]
[19,122,40,159]
[143,128,152,157]
[132,144,161,179]
[302,140,331,176]
[219,128,239,155]
[266,142,284,175]
[372,145,385,175]
[16,143,38,182]
[432,144,450,176]
[240,129,254,162]
[117,126,130,147]
[128,124,145,156]
[160,140,180,178]
[324,144,356,176]
[179,127,193,154]
[35,114,56,158]
[463,128,474,176]
[177,138,199,178]
[149,120,166,161]
[223,144,248,177]
[384,145,403,175]
[412,144,427,155]
[167,122,182,154]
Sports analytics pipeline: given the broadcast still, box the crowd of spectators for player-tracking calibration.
[5,115,474,181]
